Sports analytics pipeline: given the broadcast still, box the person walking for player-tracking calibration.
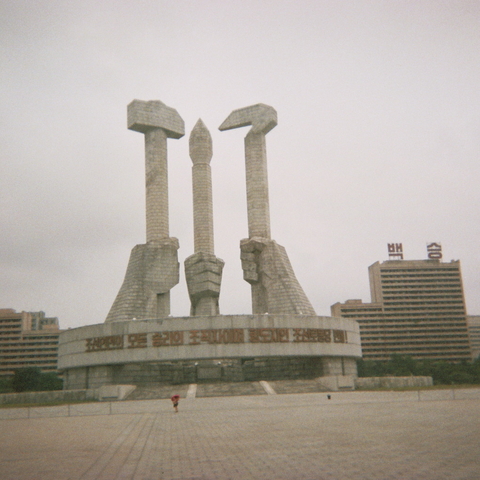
[171,394,180,413]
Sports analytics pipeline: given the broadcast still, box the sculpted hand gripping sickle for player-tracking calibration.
[219,104,316,316]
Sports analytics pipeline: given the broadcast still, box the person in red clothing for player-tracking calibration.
[171,394,180,413]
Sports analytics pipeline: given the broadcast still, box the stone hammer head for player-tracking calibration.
[219,103,277,135]
[128,99,185,139]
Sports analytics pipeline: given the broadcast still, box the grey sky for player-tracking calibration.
[1,0,479,329]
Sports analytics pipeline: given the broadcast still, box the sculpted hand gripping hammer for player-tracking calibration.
[105,100,184,322]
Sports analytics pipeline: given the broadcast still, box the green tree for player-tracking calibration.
[0,376,13,393]
[357,355,480,385]
[465,357,480,384]
[387,355,418,376]
[38,372,63,391]
[12,367,42,392]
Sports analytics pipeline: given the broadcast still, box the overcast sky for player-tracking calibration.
[1,1,479,330]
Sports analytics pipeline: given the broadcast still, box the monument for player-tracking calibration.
[58,100,361,389]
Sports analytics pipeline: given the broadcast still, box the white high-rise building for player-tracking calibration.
[332,259,472,362]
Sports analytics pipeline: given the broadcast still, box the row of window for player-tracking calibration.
[380,268,460,273]
[361,336,470,342]
[360,327,469,334]
[362,345,471,352]
[358,318,468,323]
[383,305,465,311]
[357,322,469,330]
[380,270,460,276]
[0,362,57,369]
[383,300,464,306]
[343,310,465,316]
[363,354,470,361]
[381,283,462,289]
[0,343,59,349]
[383,294,463,299]
[346,314,466,321]
[379,312,465,317]
[382,284,462,288]
[1,361,57,365]
[381,276,461,281]
[0,352,58,357]
[0,349,58,358]
[380,275,461,280]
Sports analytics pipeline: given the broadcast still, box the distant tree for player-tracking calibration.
[38,372,63,391]
[357,355,480,385]
[430,361,456,385]
[414,358,434,377]
[0,376,13,393]
[466,358,480,384]
[386,355,418,376]
[357,359,383,377]
[12,367,42,392]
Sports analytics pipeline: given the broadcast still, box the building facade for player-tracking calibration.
[0,309,61,376]
[331,259,472,362]
[467,316,480,360]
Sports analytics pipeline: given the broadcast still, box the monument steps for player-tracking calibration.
[125,379,331,400]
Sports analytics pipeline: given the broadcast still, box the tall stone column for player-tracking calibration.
[244,131,271,239]
[105,100,184,322]
[144,127,169,241]
[220,104,316,316]
[185,119,224,316]
[190,119,215,254]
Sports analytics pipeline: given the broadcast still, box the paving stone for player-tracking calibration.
[0,390,479,480]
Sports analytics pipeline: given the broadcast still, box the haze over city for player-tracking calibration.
[1,0,479,329]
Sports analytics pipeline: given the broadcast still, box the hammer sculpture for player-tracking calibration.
[127,100,185,242]
[220,104,316,316]
[105,100,184,322]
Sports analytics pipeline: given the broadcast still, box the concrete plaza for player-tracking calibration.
[0,388,479,480]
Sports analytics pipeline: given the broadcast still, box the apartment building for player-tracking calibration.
[467,316,480,360]
[332,259,472,362]
[0,309,61,376]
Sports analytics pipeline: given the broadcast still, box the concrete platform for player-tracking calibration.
[0,389,479,479]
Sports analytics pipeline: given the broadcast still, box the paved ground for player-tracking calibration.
[0,389,479,480]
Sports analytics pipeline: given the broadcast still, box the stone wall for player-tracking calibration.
[0,386,136,405]
[63,356,357,389]
[0,389,97,405]
[60,315,361,389]
[355,376,433,389]
[59,315,361,370]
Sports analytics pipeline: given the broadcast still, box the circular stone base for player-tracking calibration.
[58,314,361,389]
